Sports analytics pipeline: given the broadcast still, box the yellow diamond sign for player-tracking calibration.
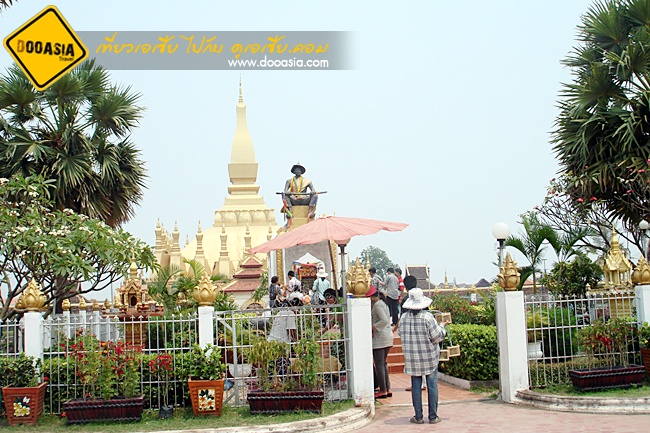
[4,6,88,91]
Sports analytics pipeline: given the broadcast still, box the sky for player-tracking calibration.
[0,0,598,286]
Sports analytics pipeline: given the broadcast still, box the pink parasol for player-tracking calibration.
[249,215,408,291]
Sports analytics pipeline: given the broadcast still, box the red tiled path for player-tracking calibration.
[356,400,650,433]
[380,372,479,405]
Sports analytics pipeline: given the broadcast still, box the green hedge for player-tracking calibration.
[439,324,498,381]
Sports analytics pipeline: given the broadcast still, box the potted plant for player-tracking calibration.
[61,332,144,424]
[1,353,47,426]
[186,344,227,417]
[149,353,174,419]
[246,338,324,414]
[569,318,645,391]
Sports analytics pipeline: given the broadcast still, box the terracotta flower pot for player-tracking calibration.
[1,382,47,426]
[188,379,225,416]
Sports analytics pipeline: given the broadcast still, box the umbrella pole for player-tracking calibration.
[340,244,347,297]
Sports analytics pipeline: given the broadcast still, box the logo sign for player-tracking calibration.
[4,6,88,91]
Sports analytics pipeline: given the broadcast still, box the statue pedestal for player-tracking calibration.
[290,205,311,228]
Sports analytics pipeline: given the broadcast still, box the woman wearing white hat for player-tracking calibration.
[311,268,330,305]
[398,276,449,425]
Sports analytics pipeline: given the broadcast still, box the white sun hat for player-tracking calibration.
[402,288,432,310]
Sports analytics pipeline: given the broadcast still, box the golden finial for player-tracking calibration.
[78,297,87,310]
[129,258,138,280]
[104,298,112,309]
[498,253,521,291]
[193,274,216,306]
[633,256,650,285]
[92,299,100,311]
[346,258,370,297]
[62,298,71,311]
[22,279,46,311]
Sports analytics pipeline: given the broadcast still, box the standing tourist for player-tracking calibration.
[312,268,330,304]
[287,270,301,294]
[395,268,405,299]
[368,267,383,296]
[398,281,449,425]
[368,285,393,399]
[268,299,299,343]
[381,268,401,327]
[268,276,281,308]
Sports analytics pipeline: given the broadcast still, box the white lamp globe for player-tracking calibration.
[492,222,510,241]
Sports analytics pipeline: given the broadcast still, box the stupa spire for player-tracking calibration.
[224,78,265,209]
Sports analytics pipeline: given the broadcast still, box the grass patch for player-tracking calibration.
[534,378,650,398]
[0,400,355,432]
[470,385,498,399]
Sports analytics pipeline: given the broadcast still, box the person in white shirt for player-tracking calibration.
[312,268,330,304]
[286,270,302,294]
[268,299,299,343]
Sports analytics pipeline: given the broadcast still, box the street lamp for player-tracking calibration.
[639,220,649,260]
[492,222,510,269]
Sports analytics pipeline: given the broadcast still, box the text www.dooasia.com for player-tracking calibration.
[227,56,329,69]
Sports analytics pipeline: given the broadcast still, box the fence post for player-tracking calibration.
[346,297,374,407]
[636,284,650,324]
[23,311,44,361]
[198,306,215,348]
[496,291,529,402]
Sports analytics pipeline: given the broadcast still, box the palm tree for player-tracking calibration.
[552,0,650,226]
[505,213,559,292]
[0,59,146,227]
[0,1,15,11]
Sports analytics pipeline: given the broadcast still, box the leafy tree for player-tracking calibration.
[539,256,603,297]
[0,60,146,227]
[359,246,397,279]
[552,0,650,226]
[536,175,646,259]
[0,175,156,321]
[505,212,560,291]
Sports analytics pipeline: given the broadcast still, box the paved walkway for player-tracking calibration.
[365,373,650,433]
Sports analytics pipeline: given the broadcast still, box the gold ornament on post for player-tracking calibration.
[498,253,520,291]
[632,256,650,285]
[193,274,217,306]
[62,298,71,311]
[22,279,46,311]
[346,258,370,297]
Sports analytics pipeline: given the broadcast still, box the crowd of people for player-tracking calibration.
[266,265,449,425]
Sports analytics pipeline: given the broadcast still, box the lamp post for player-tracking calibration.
[639,220,649,260]
[492,222,510,269]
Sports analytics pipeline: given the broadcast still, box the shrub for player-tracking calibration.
[430,294,493,325]
[439,324,498,381]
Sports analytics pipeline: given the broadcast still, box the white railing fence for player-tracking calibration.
[1,298,373,414]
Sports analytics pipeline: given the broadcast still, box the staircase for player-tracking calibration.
[387,334,404,374]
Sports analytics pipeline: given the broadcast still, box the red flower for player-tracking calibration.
[578,198,584,203]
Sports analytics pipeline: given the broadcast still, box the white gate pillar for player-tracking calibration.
[496,291,529,402]
[23,311,44,362]
[635,285,650,324]
[198,306,215,348]
[346,297,374,407]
